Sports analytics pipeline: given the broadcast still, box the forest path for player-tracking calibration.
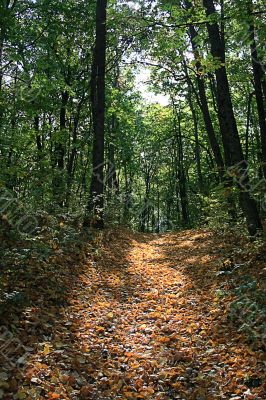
[1,229,265,399]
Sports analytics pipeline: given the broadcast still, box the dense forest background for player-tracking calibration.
[0,0,266,236]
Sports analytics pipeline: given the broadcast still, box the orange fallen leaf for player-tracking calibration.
[48,393,60,399]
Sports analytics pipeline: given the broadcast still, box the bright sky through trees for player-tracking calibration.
[135,66,169,106]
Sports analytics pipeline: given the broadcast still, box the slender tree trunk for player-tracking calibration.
[157,180,160,233]
[107,65,120,197]
[58,90,68,169]
[85,0,107,228]
[0,0,8,94]
[186,16,225,179]
[175,109,189,226]
[123,164,132,223]
[185,72,203,190]
[182,56,203,191]
[261,74,266,103]
[34,115,42,155]
[203,0,263,237]
[173,146,181,224]
[248,9,266,177]
[209,74,218,113]
[252,104,264,178]
[65,101,82,208]
[0,19,5,127]
[245,92,254,161]
[107,114,119,195]
[34,114,45,204]
[52,90,68,207]
[140,174,150,232]
[0,36,3,93]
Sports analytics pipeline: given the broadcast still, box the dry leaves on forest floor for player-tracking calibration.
[0,228,265,400]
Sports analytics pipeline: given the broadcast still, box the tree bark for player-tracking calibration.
[203,0,263,237]
[52,90,69,207]
[174,107,189,227]
[0,36,3,93]
[187,82,203,190]
[248,9,266,177]
[0,9,6,127]
[107,114,119,196]
[34,115,42,154]
[85,0,107,229]
[186,18,225,179]
[65,100,83,208]
[245,92,254,161]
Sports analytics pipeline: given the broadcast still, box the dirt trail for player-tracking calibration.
[1,229,265,399]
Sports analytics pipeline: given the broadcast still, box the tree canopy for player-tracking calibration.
[0,0,265,235]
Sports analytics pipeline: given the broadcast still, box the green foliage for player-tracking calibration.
[229,277,266,347]
[0,0,265,234]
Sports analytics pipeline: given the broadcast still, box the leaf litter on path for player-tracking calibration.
[0,228,265,399]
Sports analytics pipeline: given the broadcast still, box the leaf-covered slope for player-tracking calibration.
[0,228,265,399]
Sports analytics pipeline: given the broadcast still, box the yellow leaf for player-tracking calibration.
[43,343,52,355]
[139,324,147,330]
[96,326,105,333]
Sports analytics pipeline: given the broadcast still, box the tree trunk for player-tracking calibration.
[261,74,266,104]
[58,91,68,169]
[185,11,237,219]
[187,86,203,190]
[248,12,266,177]
[65,100,82,208]
[85,0,107,229]
[203,0,262,237]
[186,18,225,179]
[34,115,42,155]
[245,92,253,161]
[175,109,189,227]
[107,114,119,196]
[0,36,3,93]
[123,164,132,223]
[140,173,151,233]
[0,12,6,127]
[157,180,160,233]
[52,90,68,207]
